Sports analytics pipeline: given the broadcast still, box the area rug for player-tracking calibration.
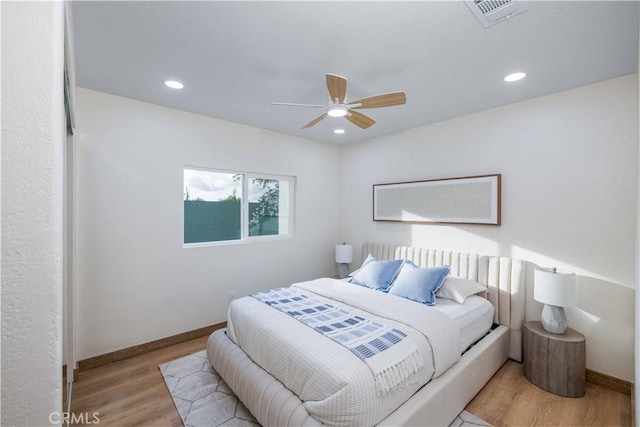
[160,351,492,427]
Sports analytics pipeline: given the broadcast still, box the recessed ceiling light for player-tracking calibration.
[504,72,526,82]
[334,129,345,134]
[164,80,184,89]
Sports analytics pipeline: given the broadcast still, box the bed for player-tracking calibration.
[207,242,525,426]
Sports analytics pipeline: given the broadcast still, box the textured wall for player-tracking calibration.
[1,2,65,425]
[635,15,639,423]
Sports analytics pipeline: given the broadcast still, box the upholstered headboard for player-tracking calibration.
[361,242,526,362]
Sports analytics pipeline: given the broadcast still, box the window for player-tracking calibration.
[183,167,294,245]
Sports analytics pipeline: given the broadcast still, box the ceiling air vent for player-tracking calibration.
[465,0,528,28]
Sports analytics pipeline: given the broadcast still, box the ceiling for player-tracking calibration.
[72,1,639,146]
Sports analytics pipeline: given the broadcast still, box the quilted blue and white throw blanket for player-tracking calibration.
[251,287,423,394]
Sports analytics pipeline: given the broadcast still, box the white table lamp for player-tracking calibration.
[534,267,576,334]
[335,243,353,279]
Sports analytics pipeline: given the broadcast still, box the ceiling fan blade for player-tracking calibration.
[272,102,326,108]
[326,74,347,104]
[302,113,327,129]
[346,110,375,129]
[350,92,406,109]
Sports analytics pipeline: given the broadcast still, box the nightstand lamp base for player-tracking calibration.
[541,304,568,334]
[338,263,350,279]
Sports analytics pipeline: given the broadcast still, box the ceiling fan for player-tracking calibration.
[272,74,406,130]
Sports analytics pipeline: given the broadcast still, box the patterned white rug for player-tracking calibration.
[159,351,492,427]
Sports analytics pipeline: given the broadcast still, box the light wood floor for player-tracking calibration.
[467,360,632,427]
[70,336,208,426]
[70,336,632,426]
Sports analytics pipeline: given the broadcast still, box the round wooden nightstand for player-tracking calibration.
[523,320,586,397]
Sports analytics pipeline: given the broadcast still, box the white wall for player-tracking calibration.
[75,88,340,359]
[1,2,65,425]
[340,75,638,382]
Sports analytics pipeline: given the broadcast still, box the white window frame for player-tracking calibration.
[183,167,295,247]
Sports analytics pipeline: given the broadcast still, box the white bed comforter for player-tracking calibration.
[227,278,461,426]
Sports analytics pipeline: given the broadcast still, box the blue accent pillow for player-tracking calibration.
[388,262,450,305]
[350,256,404,292]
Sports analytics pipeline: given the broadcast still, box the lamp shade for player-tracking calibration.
[335,243,353,263]
[534,267,576,307]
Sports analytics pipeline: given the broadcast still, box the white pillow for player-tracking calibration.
[436,276,487,304]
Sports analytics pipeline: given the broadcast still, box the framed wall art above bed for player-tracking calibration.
[373,174,501,226]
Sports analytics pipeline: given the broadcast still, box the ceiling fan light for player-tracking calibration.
[327,105,348,117]
[334,128,345,134]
